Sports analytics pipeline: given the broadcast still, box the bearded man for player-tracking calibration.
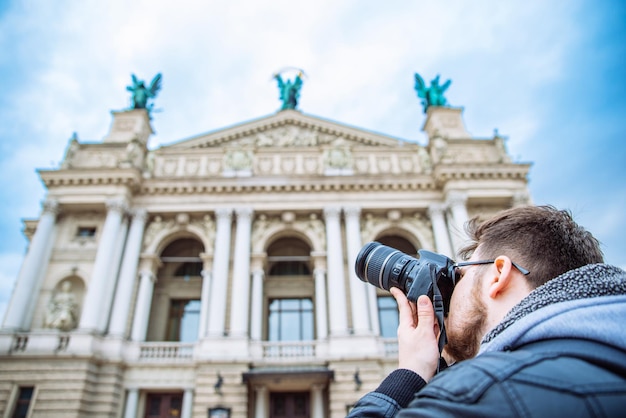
[348,205,626,417]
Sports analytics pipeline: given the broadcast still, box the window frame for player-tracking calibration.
[5,385,36,418]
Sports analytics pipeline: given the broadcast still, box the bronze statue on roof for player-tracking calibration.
[414,73,451,113]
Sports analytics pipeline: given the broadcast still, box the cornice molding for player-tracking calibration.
[39,169,143,189]
[433,163,530,185]
[139,178,436,195]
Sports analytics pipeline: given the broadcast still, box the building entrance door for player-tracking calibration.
[144,392,183,418]
[270,391,310,418]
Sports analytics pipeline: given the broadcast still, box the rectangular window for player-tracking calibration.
[166,300,200,342]
[378,296,399,338]
[144,393,183,418]
[268,298,314,341]
[76,226,96,237]
[11,386,34,418]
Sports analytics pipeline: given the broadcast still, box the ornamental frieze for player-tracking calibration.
[361,212,434,250]
[150,148,432,178]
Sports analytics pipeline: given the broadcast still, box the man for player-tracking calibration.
[348,205,626,417]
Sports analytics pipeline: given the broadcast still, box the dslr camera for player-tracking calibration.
[354,241,458,354]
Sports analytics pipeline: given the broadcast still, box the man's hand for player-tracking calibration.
[391,287,440,382]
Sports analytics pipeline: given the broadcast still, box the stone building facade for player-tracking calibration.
[0,104,530,418]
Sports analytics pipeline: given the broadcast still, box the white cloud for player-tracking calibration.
[0,0,624,316]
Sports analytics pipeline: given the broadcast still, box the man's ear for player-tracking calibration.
[487,256,514,299]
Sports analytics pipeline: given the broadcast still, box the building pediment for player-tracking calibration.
[162,110,404,150]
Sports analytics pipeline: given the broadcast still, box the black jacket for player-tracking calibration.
[348,264,626,417]
[348,339,626,417]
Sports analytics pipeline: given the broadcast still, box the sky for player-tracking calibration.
[0,0,625,322]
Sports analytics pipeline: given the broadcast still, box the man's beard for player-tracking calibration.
[444,278,487,362]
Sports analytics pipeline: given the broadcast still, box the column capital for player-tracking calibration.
[139,269,156,283]
[106,197,129,213]
[215,208,233,221]
[42,198,60,215]
[313,266,327,276]
[130,208,148,223]
[512,190,530,207]
[343,205,361,218]
[139,254,161,273]
[323,206,341,219]
[235,207,254,220]
[427,203,447,217]
[251,267,265,278]
[445,190,467,207]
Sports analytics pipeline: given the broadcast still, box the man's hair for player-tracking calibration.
[459,205,604,289]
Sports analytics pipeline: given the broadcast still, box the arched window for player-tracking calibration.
[374,234,419,338]
[146,237,204,342]
[267,238,311,276]
[161,238,204,280]
[264,237,314,341]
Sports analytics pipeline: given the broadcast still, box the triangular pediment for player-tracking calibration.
[162,110,405,150]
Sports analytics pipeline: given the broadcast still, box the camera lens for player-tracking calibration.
[355,241,415,292]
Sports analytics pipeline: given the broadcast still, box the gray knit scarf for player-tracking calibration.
[482,263,626,344]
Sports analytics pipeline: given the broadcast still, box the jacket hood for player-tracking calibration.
[479,264,626,355]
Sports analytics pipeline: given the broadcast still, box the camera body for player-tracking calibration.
[354,241,456,314]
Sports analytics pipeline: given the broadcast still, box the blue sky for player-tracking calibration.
[0,0,625,321]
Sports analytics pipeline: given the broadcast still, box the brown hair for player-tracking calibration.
[459,205,604,289]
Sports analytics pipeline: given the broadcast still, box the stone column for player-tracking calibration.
[313,262,328,340]
[249,257,265,341]
[109,209,148,337]
[99,216,129,332]
[367,286,380,336]
[3,199,59,330]
[428,204,453,258]
[446,190,469,253]
[123,388,139,418]
[310,384,325,418]
[323,207,348,336]
[343,206,370,335]
[229,207,253,337]
[80,197,127,332]
[207,208,232,337]
[198,253,213,340]
[181,389,193,418]
[130,258,159,341]
[254,386,268,418]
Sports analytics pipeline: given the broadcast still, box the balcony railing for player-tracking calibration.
[0,333,397,363]
[138,342,194,362]
[260,341,316,360]
[382,338,398,357]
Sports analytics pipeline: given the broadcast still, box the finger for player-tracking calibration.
[391,287,416,327]
[416,295,435,332]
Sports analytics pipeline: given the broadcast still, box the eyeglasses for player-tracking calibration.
[453,259,530,282]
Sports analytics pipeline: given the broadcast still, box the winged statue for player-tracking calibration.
[126,73,162,112]
[273,69,304,110]
[414,73,451,113]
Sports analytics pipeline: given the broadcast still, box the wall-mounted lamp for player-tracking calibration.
[214,373,224,395]
[354,369,362,391]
